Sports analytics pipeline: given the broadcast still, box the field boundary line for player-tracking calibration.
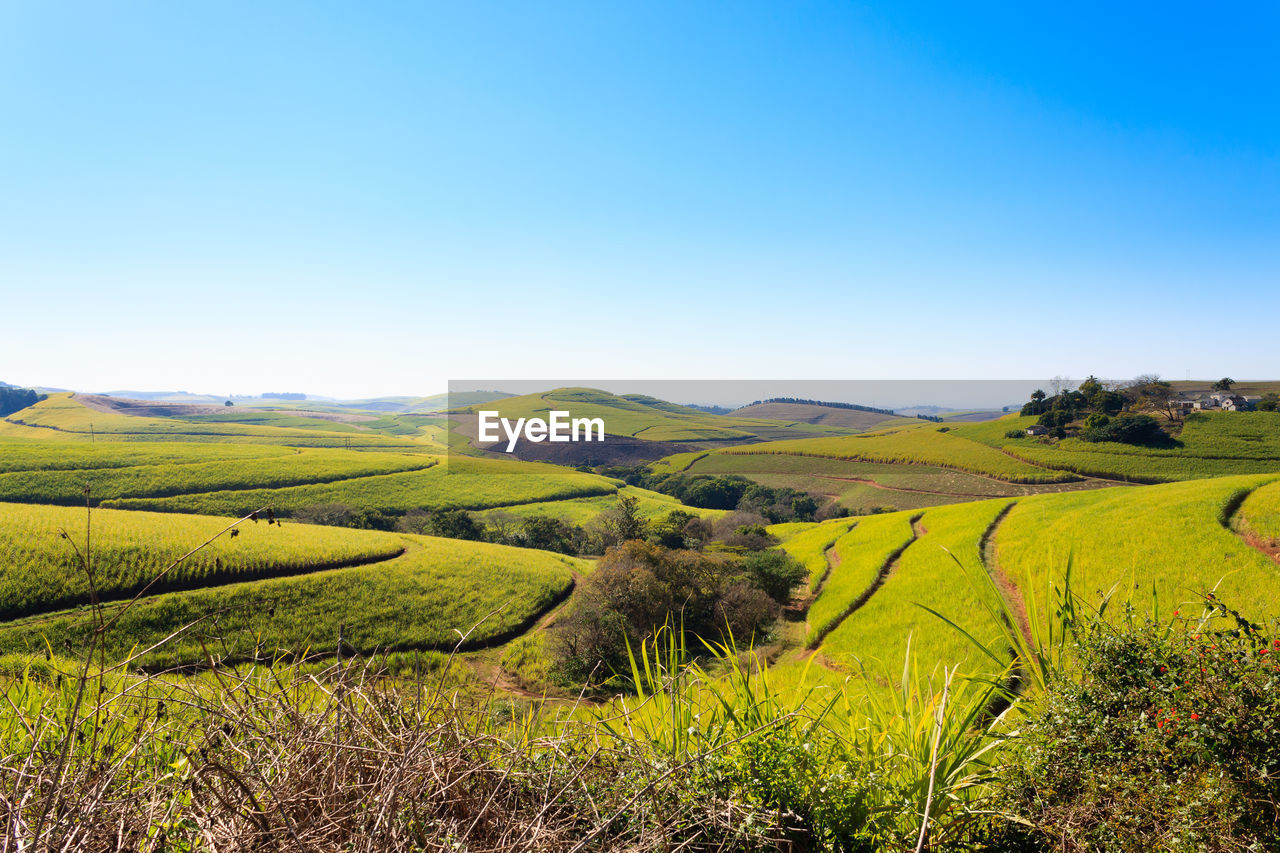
[806,512,923,650]
[1221,478,1280,568]
[4,460,440,507]
[0,544,409,627]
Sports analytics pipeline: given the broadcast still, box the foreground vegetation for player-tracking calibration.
[3,583,1276,852]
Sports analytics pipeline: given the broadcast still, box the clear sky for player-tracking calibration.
[2,1,1277,398]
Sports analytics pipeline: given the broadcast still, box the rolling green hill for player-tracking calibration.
[451,387,870,447]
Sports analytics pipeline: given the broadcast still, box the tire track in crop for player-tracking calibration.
[0,543,409,627]
[810,474,1017,500]
[1222,481,1280,566]
[979,502,1031,716]
[794,540,844,627]
[805,513,924,651]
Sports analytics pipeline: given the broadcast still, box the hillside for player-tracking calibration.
[729,400,910,430]
[0,502,585,668]
[1,392,450,448]
[651,413,1280,514]
[773,473,1280,696]
[448,387,873,463]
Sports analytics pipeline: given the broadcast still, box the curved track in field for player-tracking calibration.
[978,501,1031,715]
[1223,483,1280,566]
[805,513,924,650]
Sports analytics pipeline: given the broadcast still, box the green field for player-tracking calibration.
[0,502,407,621]
[5,394,422,447]
[955,411,1280,483]
[453,387,862,445]
[0,438,294,472]
[996,475,1280,636]
[674,450,1110,513]
[0,534,583,669]
[803,511,917,645]
[474,485,726,525]
[773,517,858,587]
[1002,443,1280,483]
[0,450,436,505]
[818,500,1012,678]
[100,456,621,517]
[1237,480,1280,542]
[717,425,1078,484]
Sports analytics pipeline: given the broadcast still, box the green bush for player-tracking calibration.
[1080,414,1169,446]
[996,601,1280,852]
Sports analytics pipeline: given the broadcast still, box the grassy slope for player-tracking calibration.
[717,425,1077,484]
[455,387,858,443]
[100,457,620,516]
[774,517,859,587]
[0,451,436,505]
[0,438,293,472]
[0,503,406,620]
[819,500,1012,678]
[957,412,1280,482]
[0,534,584,669]
[996,475,1280,636]
[804,512,917,644]
[474,485,726,525]
[5,394,418,447]
[1237,480,1280,542]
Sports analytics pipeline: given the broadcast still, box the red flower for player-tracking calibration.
[1157,720,1165,728]
[1173,610,1180,616]
[1190,713,1200,721]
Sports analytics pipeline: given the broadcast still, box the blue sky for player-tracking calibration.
[2,1,1277,398]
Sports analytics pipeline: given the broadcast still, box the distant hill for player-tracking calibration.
[730,400,903,431]
[450,387,870,462]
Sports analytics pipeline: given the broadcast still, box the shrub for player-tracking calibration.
[741,550,807,604]
[551,541,790,685]
[1080,414,1170,446]
[996,601,1280,852]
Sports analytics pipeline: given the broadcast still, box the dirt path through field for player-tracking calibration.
[1222,483,1280,566]
[980,503,1031,647]
[810,475,1014,500]
[805,513,924,650]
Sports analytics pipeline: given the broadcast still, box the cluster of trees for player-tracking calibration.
[604,468,836,523]
[0,387,44,418]
[744,397,895,416]
[1017,375,1173,443]
[551,540,805,685]
[295,489,813,687]
[394,495,800,558]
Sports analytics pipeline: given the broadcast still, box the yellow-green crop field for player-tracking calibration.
[774,517,858,587]
[718,426,1078,484]
[1002,444,1280,483]
[0,502,406,620]
[456,387,855,445]
[996,475,1280,637]
[804,512,917,645]
[5,394,419,448]
[1237,480,1280,542]
[818,500,1012,678]
[0,438,294,472]
[0,450,436,505]
[953,412,1280,483]
[473,485,725,525]
[0,534,583,669]
[100,456,620,517]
